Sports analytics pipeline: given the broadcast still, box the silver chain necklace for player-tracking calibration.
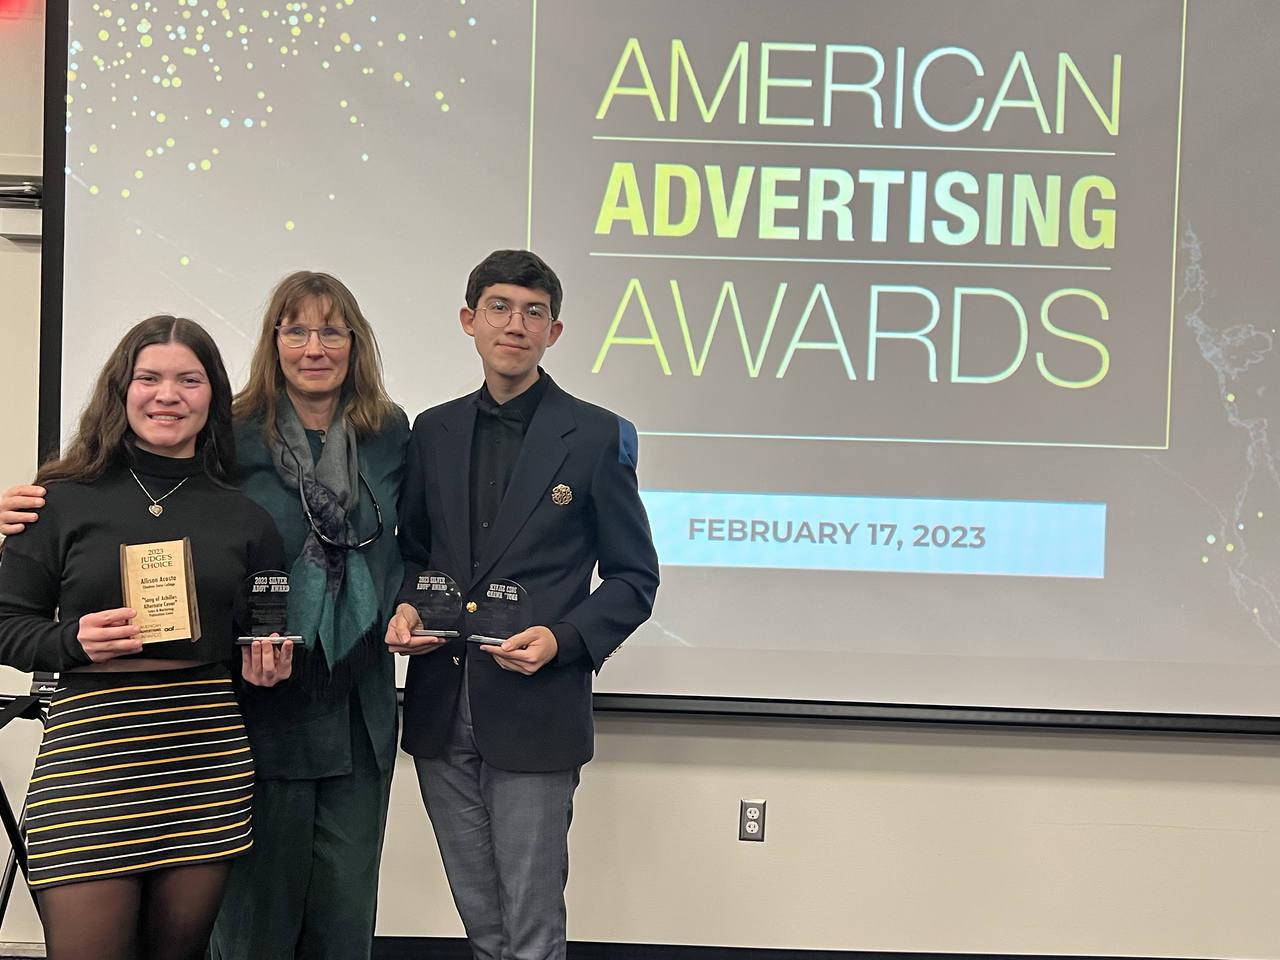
[130,469,189,517]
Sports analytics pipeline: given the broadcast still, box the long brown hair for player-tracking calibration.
[36,315,237,486]
[232,271,395,443]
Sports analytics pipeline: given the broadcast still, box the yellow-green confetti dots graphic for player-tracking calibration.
[70,1,472,203]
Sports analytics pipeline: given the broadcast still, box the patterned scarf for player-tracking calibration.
[269,395,380,694]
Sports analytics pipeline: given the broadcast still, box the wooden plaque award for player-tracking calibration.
[119,538,202,643]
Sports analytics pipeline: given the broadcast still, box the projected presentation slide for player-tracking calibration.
[55,0,1280,716]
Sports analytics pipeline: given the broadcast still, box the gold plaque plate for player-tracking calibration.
[119,538,202,643]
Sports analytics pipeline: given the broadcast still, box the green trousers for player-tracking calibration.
[209,705,392,960]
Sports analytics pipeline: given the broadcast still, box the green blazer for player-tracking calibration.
[233,407,409,779]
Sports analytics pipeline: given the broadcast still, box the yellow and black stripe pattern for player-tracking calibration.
[26,665,254,889]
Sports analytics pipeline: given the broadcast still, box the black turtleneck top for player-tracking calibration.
[0,447,284,670]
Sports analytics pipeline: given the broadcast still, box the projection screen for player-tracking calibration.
[43,0,1280,725]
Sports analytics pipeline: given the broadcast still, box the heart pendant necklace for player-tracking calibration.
[130,470,189,518]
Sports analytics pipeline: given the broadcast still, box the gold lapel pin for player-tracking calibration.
[452,656,460,666]
[466,601,478,613]
[551,483,573,505]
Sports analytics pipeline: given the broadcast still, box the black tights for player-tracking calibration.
[37,861,231,960]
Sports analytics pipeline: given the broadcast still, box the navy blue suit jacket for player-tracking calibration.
[396,375,660,772]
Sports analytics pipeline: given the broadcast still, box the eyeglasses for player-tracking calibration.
[478,300,555,333]
[276,324,353,349]
[282,446,383,550]
[298,471,383,549]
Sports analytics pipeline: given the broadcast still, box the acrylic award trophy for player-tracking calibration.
[119,539,201,643]
[233,570,305,646]
[410,571,463,638]
[466,579,533,645]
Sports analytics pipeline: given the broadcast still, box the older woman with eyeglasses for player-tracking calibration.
[207,271,408,960]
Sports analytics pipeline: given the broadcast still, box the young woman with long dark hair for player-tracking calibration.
[0,315,292,960]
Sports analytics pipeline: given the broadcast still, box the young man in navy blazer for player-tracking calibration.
[386,249,660,960]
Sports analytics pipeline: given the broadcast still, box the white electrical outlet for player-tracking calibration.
[739,799,765,841]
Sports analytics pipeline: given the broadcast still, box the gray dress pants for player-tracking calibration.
[414,665,581,960]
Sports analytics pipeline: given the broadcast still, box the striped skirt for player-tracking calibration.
[25,664,255,890]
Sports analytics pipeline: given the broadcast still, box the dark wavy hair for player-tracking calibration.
[35,315,237,486]
[465,249,564,320]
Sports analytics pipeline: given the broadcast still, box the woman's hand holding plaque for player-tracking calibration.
[233,570,305,647]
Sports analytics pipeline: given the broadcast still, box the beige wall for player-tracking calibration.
[0,2,51,946]
[374,715,1280,957]
[4,5,1280,956]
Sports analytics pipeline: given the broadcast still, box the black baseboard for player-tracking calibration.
[371,938,1188,960]
[374,937,471,960]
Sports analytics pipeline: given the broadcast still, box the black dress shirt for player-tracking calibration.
[469,373,583,664]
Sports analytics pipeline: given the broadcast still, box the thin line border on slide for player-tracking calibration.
[525,0,1189,453]
[1163,0,1189,450]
